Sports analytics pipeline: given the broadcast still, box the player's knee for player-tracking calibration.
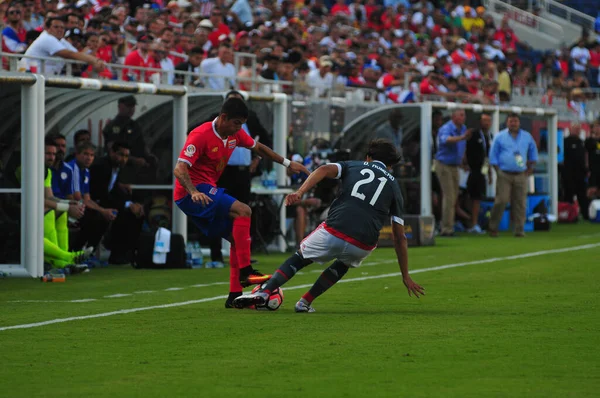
[238,203,252,218]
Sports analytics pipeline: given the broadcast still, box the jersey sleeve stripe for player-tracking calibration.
[177,158,192,166]
[392,216,404,225]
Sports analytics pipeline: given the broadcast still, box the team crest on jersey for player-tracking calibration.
[184,144,196,157]
[228,139,236,149]
[209,187,218,195]
[212,147,219,152]
[112,126,120,134]
[61,172,67,180]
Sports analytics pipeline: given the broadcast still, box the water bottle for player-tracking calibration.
[191,242,203,268]
[41,272,66,283]
[268,170,277,189]
[185,241,193,267]
[261,170,269,188]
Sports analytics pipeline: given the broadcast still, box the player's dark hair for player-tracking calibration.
[73,129,90,143]
[220,97,248,120]
[507,112,520,120]
[111,141,130,152]
[76,142,96,154]
[366,138,401,167]
[45,136,57,147]
[48,133,66,143]
[225,90,243,99]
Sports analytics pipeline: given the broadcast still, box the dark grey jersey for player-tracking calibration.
[325,160,405,247]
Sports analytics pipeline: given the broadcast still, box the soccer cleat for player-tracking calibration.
[225,292,242,309]
[232,290,269,309]
[72,247,94,265]
[294,300,315,313]
[239,268,271,288]
[67,263,90,274]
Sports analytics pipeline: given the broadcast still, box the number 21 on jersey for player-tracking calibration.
[350,169,387,206]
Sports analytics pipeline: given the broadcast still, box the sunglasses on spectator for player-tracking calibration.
[9,10,21,15]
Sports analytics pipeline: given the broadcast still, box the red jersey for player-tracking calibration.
[174,119,255,201]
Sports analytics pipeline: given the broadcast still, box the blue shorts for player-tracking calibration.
[175,184,236,239]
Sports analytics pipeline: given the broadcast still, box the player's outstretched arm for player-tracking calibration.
[285,164,338,206]
[391,222,425,298]
[252,142,310,175]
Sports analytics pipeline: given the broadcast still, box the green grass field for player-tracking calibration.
[1,224,600,398]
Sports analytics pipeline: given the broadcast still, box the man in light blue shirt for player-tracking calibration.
[434,109,472,236]
[488,113,538,237]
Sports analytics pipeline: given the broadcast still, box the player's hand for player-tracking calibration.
[463,129,473,140]
[587,187,597,199]
[403,276,425,298]
[289,161,311,176]
[103,208,118,221]
[191,191,213,206]
[249,157,260,174]
[285,192,302,206]
[68,203,85,219]
[129,203,144,218]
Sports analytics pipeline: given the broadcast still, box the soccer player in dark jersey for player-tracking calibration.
[174,97,310,308]
[233,139,424,312]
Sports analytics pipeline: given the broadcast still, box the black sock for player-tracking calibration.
[227,291,242,301]
[302,260,349,303]
[262,252,312,293]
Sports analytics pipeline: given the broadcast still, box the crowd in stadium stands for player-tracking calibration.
[1,0,600,109]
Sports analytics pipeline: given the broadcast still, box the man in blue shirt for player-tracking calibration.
[69,142,118,251]
[434,109,472,236]
[488,113,538,237]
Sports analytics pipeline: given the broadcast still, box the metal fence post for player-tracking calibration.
[172,91,188,242]
[420,102,432,217]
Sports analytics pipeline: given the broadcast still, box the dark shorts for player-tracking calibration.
[175,183,236,239]
[467,171,486,200]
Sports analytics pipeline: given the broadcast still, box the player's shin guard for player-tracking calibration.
[262,252,313,294]
[56,211,69,251]
[44,210,58,245]
[302,260,349,303]
[229,242,243,294]
[232,216,252,269]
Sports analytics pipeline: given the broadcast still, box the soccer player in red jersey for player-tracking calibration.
[174,97,310,308]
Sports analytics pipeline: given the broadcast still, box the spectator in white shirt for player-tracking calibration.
[24,17,105,75]
[306,55,334,97]
[200,43,236,90]
[570,39,591,72]
[154,40,175,85]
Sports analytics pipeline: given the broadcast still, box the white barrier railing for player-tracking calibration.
[0,52,380,103]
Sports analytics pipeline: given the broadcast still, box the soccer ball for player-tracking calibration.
[250,283,284,311]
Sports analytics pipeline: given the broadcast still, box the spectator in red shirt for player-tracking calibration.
[122,34,160,82]
[207,9,230,47]
[331,0,351,17]
[493,18,519,52]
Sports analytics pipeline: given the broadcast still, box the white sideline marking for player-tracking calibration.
[104,294,132,298]
[190,282,228,288]
[133,290,156,294]
[1,242,599,332]
[164,287,184,291]
[9,299,97,303]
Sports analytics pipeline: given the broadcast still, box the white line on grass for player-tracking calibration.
[1,242,599,332]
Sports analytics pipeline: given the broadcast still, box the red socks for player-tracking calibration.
[229,242,243,293]
[232,216,252,271]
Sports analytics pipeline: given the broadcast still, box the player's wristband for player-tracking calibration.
[56,202,69,212]
[282,158,291,168]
